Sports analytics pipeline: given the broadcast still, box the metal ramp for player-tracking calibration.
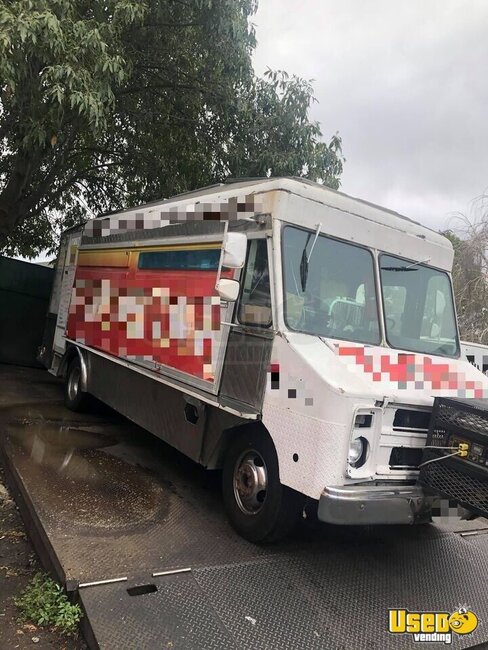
[1,365,488,649]
[79,535,488,650]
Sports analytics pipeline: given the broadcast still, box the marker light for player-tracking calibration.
[354,413,373,428]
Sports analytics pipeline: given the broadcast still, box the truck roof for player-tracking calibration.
[102,176,420,224]
[87,177,452,269]
[101,176,441,235]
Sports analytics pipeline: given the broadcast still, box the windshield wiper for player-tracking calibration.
[300,223,322,291]
[381,257,431,272]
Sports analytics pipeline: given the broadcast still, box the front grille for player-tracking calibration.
[393,408,430,432]
[419,396,488,518]
[435,401,488,435]
[420,454,488,516]
[389,447,423,469]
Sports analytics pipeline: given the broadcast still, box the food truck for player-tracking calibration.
[40,178,488,541]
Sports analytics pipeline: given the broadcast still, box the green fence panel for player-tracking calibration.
[0,256,54,367]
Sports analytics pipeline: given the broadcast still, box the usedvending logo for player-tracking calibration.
[388,607,478,644]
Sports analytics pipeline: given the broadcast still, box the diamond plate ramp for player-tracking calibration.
[79,573,238,650]
[192,533,488,650]
[0,401,271,587]
[79,529,488,650]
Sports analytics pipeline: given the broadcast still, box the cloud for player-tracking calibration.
[253,0,488,230]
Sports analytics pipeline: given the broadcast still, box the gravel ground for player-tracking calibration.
[0,463,86,650]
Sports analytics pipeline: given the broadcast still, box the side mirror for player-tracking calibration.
[222,233,247,269]
[216,278,240,302]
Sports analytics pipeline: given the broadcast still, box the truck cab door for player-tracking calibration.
[219,238,274,414]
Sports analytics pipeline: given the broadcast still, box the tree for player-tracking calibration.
[226,70,343,187]
[443,198,488,343]
[0,0,344,258]
[0,0,146,254]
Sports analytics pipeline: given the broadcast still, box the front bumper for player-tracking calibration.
[317,483,428,525]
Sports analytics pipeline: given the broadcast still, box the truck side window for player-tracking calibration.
[237,239,272,327]
[138,248,220,270]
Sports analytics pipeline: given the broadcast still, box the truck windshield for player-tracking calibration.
[282,226,380,344]
[380,254,459,357]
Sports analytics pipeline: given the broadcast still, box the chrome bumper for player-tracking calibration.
[317,484,428,525]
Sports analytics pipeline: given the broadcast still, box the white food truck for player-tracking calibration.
[40,178,488,541]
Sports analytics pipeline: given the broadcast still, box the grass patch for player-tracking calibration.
[15,573,82,636]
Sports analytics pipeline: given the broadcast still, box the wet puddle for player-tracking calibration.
[2,403,170,534]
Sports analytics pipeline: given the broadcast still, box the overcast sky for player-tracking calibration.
[252,0,488,231]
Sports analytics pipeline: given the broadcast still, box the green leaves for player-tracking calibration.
[14,573,82,636]
[226,70,344,186]
[0,0,343,258]
[0,1,142,139]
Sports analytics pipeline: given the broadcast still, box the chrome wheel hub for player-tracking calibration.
[67,366,81,402]
[233,450,268,515]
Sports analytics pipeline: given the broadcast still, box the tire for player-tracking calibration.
[222,429,304,543]
[64,357,88,411]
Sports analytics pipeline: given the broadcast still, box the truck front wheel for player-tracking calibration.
[222,429,304,543]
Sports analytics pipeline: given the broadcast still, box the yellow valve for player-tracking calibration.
[458,450,468,457]
[458,443,469,451]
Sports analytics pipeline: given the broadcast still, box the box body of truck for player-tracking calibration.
[41,178,488,541]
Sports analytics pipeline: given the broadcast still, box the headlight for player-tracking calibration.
[348,436,368,468]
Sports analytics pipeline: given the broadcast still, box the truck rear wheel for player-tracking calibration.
[222,429,304,543]
[64,357,88,411]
